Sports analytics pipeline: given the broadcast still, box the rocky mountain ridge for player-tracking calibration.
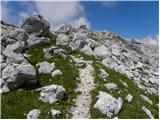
[0,15,159,119]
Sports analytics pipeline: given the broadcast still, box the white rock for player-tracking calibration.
[99,69,109,79]
[0,79,10,93]
[94,45,110,59]
[140,94,152,105]
[94,91,123,118]
[51,69,62,77]
[2,63,37,88]
[125,94,133,103]
[37,84,66,104]
[141,106,154,119]
[56,34,69,45]
[51,109,61,118]
[28,37,50,48]
[20,14,50,36]
[27,109,41,119]
[36,61,55,74]
[105,83,118,91]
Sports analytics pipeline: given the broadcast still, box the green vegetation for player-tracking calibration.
[1,35,79,119]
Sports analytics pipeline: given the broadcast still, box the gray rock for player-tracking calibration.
[3,41,25,55]
[37,84,66,104]
[125,94,133,103]
[20,14,50,37]
[54,48,67,58]
[51,69,62,77]
[141,106,154,119]
[2,41,28,64]
[56,34,69,45]
[44,46,67,59]
[8,29,28,42]
[28,36,50,48]
[94,45,110,59]
[105,83,118,91]
[99,69,109,79]
[0,79,10,93]
[2,63,37,89]
[36,61,55,74]
[70,33,87,50]
[1,28,28,47]
[140,94,152,105]
[57,25,72,34]
[81,45,93,55]
[27,109,41,119]
[94,91,123,118]
[51,109,61,118]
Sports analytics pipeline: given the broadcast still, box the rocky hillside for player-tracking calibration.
[1,15,159,119]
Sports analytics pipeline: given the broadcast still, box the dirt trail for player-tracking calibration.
[71,56,95,119]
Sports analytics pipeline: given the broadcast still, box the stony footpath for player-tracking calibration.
[71,56,95,119]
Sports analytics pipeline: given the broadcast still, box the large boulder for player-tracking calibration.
[94,91,123,118]
[2,63,37,89]
[2,41,28,64]
[27,36,50,48]
[36,84,66,104]
[1,28,28,47]
[8,29,29,42]
[20,15,50,37]
[69,33,87,50]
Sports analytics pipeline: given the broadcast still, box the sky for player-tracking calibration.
[1,1,159,42]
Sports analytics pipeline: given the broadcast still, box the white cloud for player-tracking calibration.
[136,35,159,46]
[70,16,91,29]
[35,1,90,30]
[102,1,118,7]
[19,11,29,19]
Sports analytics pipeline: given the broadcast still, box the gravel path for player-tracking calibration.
[71,56,95,119]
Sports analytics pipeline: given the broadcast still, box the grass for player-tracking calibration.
[1,35,79,119]
[90,60,159,119]
[73,51,159,119]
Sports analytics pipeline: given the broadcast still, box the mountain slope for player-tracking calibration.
[1,15,159,119]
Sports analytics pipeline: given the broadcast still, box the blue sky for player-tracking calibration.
[1,1,158,39]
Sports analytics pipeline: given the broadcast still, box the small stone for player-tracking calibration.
[125,94,133,103]
[51,109,61,118]
[141,106,154,119]
[140,94,152,105]
[51,69,62,77]
[105,83,118,91]
[27,109,41,119]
